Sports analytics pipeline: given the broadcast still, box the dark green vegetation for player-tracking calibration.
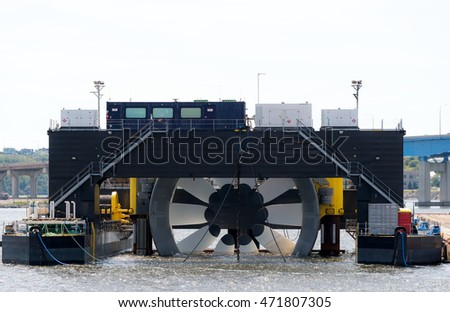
[404,156,419,170]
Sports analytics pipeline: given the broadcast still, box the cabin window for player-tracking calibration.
[125,107,147,118]
[181,107,201,118]
[152,107,173,119]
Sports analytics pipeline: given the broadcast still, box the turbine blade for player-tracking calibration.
[266,203,303,227]
[252,224,295,256]
[214,234,235,255]
[263,189,301,205]
[238,234,259,254]
[177,225,220,254]
[257,178,295,203]
[177,178,216,203]
[170,203,207,226]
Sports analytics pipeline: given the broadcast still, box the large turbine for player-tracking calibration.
[149,177,320,257]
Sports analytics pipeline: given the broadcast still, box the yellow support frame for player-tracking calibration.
[317,178,345,219]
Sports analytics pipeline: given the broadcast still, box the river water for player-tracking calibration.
[1,207,450,292]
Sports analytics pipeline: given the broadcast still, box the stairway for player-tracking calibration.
[296,122,404,207]
[49,122,155,208]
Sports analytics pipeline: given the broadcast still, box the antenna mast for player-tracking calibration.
[91,81,105,128]
[351,80,362,111]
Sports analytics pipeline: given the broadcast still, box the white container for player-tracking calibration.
[368,203,398,235]
[255,103,312,128]
[60,109,97,128]
[321,108,358,128]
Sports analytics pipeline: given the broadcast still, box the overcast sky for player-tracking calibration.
[1,0,450,149]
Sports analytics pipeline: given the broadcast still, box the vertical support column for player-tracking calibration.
[418,158,431,203]
[30,169,44,198]
[94,184,101,218]
[129,177,137,214]
[11,172,19,199]
[132,215,153,256]
[441,155,450,202]
[30,172,38,199]
[0,171,5,193]
[319,215,341,256]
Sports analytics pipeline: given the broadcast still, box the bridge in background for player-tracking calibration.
[404,135,450,205]
[0,162,48,198]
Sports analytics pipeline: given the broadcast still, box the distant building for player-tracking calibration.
[1,147,47,155]
[18,148,34,155]
[2,148,17,154]
[404,169,419,189]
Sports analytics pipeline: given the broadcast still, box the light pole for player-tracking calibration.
[440,104,447,136]
[91,81,105,129]
[351,80,362,111]
[257,73,265,104]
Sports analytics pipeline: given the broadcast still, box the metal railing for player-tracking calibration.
[352,163,404,207]
[296,120,404,207]
[356,222,394,236]
[106,118,247,131]
[100,120,154,168]
[48,162,96,207]
[345,219,357,239]
[49,120,155,208]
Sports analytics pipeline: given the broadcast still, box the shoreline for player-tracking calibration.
[404,189,440,201]
[0,198,48,209]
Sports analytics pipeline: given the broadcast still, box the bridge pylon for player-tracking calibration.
[418,155,450,206]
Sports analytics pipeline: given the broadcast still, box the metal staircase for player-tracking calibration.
[49,121,155,208]
[296,121,404,207]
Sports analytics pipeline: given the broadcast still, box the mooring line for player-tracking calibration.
[250,163,287,263]
[183,171,238,263]
[35,231,67,265]
[63,223,101,262]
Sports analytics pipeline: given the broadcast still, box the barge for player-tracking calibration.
[2,196,133,265]
[355,204,443,265]
[357,233,442,265]
[2,219,132,265]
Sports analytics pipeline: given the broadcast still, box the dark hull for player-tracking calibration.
[357,235,442,265]
[2,231,132,265]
